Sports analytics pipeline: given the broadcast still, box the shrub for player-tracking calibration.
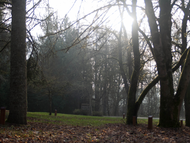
[93,111,103,116]
[73,109,81,115]
[73,109,88,115]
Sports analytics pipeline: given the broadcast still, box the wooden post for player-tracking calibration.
[148,116,153,129]
[123,113,125,119]
[55,109,57,116]
[133,116,136,126]
[180,120,183,127]
[0,107,6,125]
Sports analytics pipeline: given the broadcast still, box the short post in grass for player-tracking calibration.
[133,116,136,126]
[180,120,183,127]
[55,109,57,116]
[148,116,153,129]
[0,107,6,125]
[123,113,125,119]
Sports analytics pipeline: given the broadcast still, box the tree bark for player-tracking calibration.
[185,82,190,126]
[7,0,27,124]
[156,0,175,126]
[175,49,190,125]
[181,1,190,127]
[126,0,140,124]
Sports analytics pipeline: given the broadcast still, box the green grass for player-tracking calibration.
[27,112,123,126]
[138,118,159,125]
[27,112,159,126]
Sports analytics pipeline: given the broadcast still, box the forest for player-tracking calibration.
[0,0,189,128]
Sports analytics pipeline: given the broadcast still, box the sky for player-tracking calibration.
[48,0,134,30]
[48,0,145,29]
[29,0,143,37]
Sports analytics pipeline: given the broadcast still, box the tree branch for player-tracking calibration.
[135,47,189,115]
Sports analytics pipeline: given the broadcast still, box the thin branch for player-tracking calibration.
[138,28,155,58]
[26,0,42,14]
[40,4,113,39]
[0,41,10,53]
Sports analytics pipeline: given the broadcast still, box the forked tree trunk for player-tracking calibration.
[144,0,176,127]
[7,0,27,124]
[130,0,190,125]
[158,0,190,127]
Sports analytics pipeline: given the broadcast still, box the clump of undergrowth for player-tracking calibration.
[73,109,89,115]
[92,111,103,116]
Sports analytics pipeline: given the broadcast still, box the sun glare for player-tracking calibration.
[48,0,134,33]
[112,11,134,32]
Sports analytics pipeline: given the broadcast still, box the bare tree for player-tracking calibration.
[143,0,190,127]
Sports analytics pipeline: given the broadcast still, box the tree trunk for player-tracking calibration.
[94,36,100,112]
[88,85,92,116]
[117,0,140,124]
[158,0,177,127]
[182,1,190,127]
[114,101,118,116]
[126,0,140,124]
[145,0,176,127]
[94,65,100,111]
[48,90,52,115]
[7,0,27,124]
[175,49,190,126]
[102,81,107,115]
[103,45,108,115]
[185,82,190,126]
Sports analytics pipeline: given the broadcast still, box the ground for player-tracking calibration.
[0,117,190,142]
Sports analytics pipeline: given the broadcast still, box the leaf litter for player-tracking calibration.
[0,118,190,142]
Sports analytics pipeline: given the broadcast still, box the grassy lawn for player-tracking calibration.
[27,112,124,126]
[27,112,159,126]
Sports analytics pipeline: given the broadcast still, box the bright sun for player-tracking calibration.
[111,11,134,32]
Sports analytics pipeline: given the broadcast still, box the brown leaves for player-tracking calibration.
[0,121,190,142]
